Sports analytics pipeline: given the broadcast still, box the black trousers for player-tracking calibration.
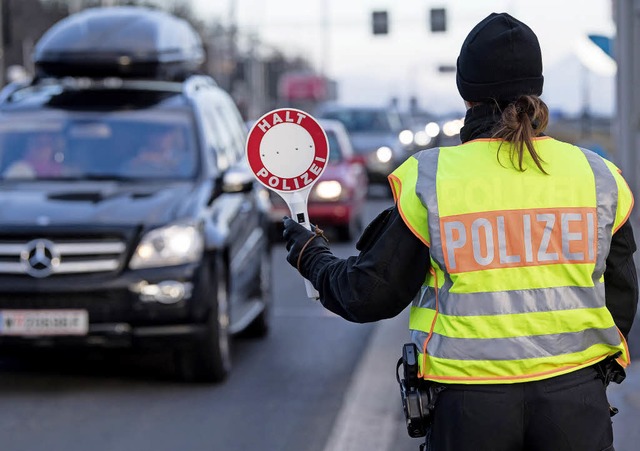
[426,365,614,451]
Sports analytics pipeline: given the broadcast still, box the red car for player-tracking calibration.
[269,119,368,242]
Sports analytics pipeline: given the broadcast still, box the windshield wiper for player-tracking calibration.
[80,173,141,181]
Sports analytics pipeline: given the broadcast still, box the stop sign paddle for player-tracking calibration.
[246,108,329,299]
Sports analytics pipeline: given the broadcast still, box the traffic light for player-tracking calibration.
[430,8,446,33]
[372,11,389,35]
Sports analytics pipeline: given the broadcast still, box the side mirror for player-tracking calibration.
[221,166,254,194]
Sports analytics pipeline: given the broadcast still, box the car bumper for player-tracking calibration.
[0,323,208,349]
[0,264,209,348]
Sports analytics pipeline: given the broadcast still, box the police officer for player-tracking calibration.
[283,12,638,451]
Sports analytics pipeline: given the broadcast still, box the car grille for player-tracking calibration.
[0,234,129,278]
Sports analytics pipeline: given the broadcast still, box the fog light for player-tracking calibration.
[130,280,193,304]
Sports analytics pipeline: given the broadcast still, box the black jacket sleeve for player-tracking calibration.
[604,219,638,339]
[304,206,431,323]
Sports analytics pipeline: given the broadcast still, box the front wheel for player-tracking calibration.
[175,258,231,383]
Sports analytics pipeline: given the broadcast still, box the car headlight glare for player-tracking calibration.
[425,122,440,138]
[312,180,343,201]
[413,131,431,147]
[398,129,414,146]
[130,222,204,269]
[443,119,464,137]
[376,146,393,163]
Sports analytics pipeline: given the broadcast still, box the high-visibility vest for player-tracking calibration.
[389,137,634,384]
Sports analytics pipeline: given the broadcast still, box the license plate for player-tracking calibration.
[0,310,89,336]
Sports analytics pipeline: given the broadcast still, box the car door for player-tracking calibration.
[197,88,262,317]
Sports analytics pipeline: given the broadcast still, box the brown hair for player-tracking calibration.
[492,95,550,174]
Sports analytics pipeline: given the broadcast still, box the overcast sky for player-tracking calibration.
[189,0,617,116]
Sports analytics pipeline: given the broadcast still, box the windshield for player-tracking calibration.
[0,110,198,181]
[321,109,399,134]
[326,130,344,163]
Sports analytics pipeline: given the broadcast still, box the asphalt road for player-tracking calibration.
[0,197,401,451]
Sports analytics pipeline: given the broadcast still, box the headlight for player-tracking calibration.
[130,221,204,269]
[413,131,431,147]
[443,119,464,137]
[425,122,440,138]
[398,129,414,146]
[312,180,343,201]
[376,146,393,163]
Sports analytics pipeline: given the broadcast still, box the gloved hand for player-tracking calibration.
[283,216,331,280]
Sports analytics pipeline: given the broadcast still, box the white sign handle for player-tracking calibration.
[282,191,319,299]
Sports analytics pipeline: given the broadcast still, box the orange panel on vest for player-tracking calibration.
[441,207,597,273]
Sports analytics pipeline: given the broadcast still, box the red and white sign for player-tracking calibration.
[246,108,329,300]
[246,108,329,193]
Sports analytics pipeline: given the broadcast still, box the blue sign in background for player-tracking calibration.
[588,34,614,59]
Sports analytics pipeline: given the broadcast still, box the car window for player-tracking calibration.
[198,90,244,172]
[200,104,230,172]
[0,110,198,180]
[213,91,247,163]
[325,130,343,163]
[385,110,403,132]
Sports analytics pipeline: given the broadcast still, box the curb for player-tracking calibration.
[607,363,640,451]
[322,309,410,451]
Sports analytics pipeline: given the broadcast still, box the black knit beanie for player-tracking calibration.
[456,12,544,103]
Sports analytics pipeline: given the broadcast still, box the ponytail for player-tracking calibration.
[492,95,549,174]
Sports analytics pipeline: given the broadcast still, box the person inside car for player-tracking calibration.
[122,125,193,177]
[3,132,65,178]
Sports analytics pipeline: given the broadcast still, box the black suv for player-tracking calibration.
[0,7,272,382]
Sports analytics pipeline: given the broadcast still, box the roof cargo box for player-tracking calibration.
[33,6,205,81]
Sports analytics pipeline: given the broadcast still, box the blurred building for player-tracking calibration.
[0,0,333,121]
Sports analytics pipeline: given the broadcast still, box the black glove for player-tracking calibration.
[283,216,331,280]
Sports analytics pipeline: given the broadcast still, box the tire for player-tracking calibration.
[243,245,272,338]
[175,257,231,383]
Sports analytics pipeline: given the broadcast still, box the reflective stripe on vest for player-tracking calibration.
[390,138,632,384]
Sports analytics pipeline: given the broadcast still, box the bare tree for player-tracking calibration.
[2,0,68,79]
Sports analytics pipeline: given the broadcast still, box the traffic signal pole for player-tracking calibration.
[615,0,640,211]
[615,0,640,324]
[0,0,4,87]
